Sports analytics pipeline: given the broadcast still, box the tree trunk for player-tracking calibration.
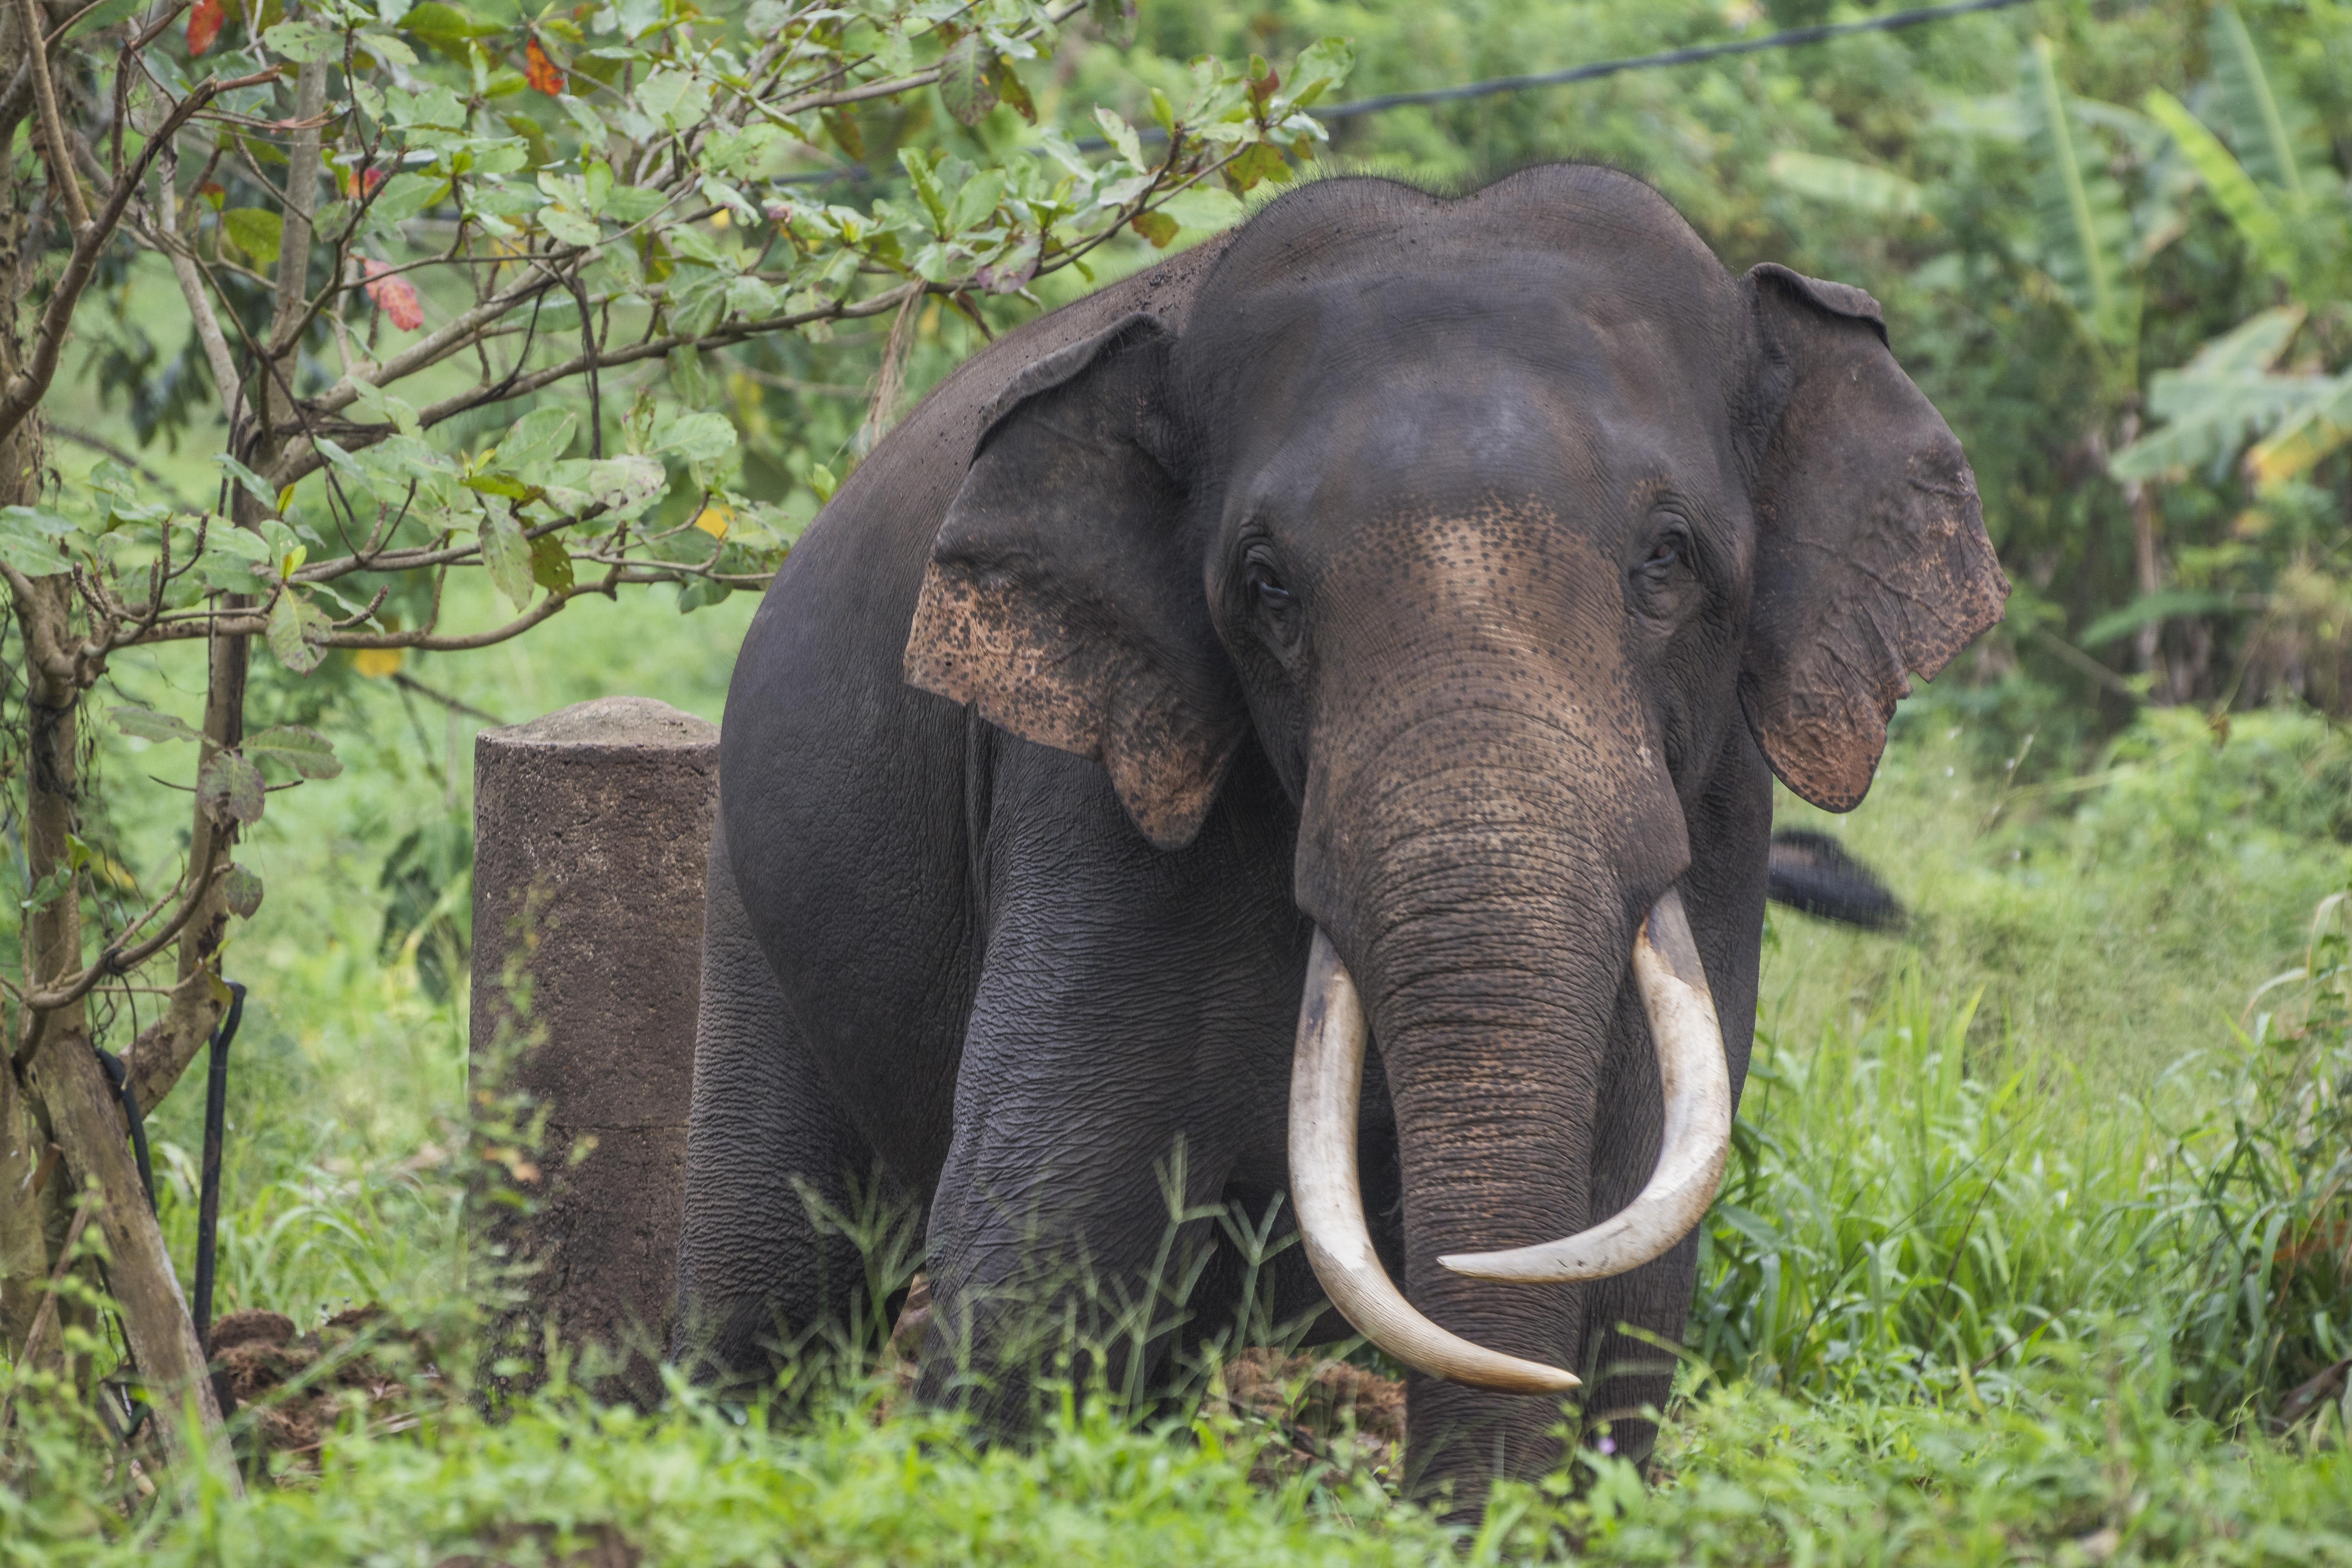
[0,13,238,1485]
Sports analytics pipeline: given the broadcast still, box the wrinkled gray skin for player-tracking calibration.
[675,166,2006,1511]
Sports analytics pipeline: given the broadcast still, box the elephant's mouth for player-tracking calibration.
[1285,887,1732,1394]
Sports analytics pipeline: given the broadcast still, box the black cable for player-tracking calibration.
[93,1047,156,1212]
[772,0,2039,186]
[1316,0,2038,122]
[193,981,247,1361]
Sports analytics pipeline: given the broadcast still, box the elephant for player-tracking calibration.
[673,163,2007,1510]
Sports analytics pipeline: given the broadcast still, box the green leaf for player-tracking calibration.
[544,456,667,513]
[244,724,343,779]
[111,706,203,745]
[2109,306,2321,481]
[2207,5,2305,198]
[2022,38,2137,351]
[19,866,73,914]
[222,208,285,266]
[948,169,1006,233]
[1222,142,1290,194]
[369,173,448,225]
[2144,90,2299,293]
[654,411,736,465]
[2079,591,2241,648]
[541,204,601,247]
[1089,0,1136,47]
[499,409,578,475]
[939,34,1000,127]
[262,18,341,62]
[479,502,535,608]
[898,147,949,227]
[1129,209,1178,247]
[213,454,279,509]
[1158,186,1245,232]
[1286,36,1354,108]
[529,533,574,594]
[637,70,711,134]
[1094,106,1145,170]
[400,1,500,56]
[602,184,667,223]
[198,751,267,826]
[54,0,139,41]
[223,864,264,920]
[267,590,330,675]
[1768,151,1924,218]
[0,506,77,576]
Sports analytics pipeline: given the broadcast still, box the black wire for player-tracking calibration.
[771,0,2039,187]
[194,981,247,1367]
[93,1047,156,1212]
[1315,0,2038,122]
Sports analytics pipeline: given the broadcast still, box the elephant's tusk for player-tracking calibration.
[1438,886,1731,1285]
[1287,929,1582,1395]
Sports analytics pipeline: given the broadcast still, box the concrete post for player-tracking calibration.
[468,696,719,1403]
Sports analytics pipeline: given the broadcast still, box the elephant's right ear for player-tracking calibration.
[904,312,1245,851]
[1736,265,2009,812]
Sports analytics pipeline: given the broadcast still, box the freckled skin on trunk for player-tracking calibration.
[676,165,2004,1512]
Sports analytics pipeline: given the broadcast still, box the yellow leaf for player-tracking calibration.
[353,647,405,678]
[2249,414,2352,484]
[710,208,731,229]
[693,505,731,539]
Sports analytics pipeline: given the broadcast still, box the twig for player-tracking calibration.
[2029,625,2143,702]
[11,862,234,1024]
[48,428,198,509]
[0,74,246,448]
[390,673,503,724]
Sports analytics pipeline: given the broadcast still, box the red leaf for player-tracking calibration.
[187,0,225,56]
[525,37,566,96]
[363,260,424,332]
[344,165,385,201]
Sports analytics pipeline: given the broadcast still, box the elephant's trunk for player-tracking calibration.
[1285,624,1729,1390]
[1287,893,1730,1389]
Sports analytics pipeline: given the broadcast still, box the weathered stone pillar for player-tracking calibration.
[469,696,719,1403]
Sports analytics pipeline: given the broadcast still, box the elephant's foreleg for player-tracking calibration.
[673,818,910,1385]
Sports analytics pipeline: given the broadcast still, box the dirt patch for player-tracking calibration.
[1207,1348,1407,1486]
[210,1305,435,1464]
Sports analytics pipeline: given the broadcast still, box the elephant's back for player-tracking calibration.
[716,240,1231,1178]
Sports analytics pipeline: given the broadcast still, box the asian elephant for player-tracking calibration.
[673,164,2006,1508]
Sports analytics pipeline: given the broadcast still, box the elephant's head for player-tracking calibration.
[902,170,2005,1397]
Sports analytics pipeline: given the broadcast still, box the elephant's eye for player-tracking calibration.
[1243,549,1303,652]
[1637,528,1688,587]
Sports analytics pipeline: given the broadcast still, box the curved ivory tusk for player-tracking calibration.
[1288,929,1582,1395]
[1439,886,1731,1284]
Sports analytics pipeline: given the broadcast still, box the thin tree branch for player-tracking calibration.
[48,427,198,508]
[11,863,232,1020]
[18,0,89,229]
[0,74,244,447]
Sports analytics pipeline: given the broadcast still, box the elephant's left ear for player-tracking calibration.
[904,312,1245,850]
[1737,264,2010,812]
